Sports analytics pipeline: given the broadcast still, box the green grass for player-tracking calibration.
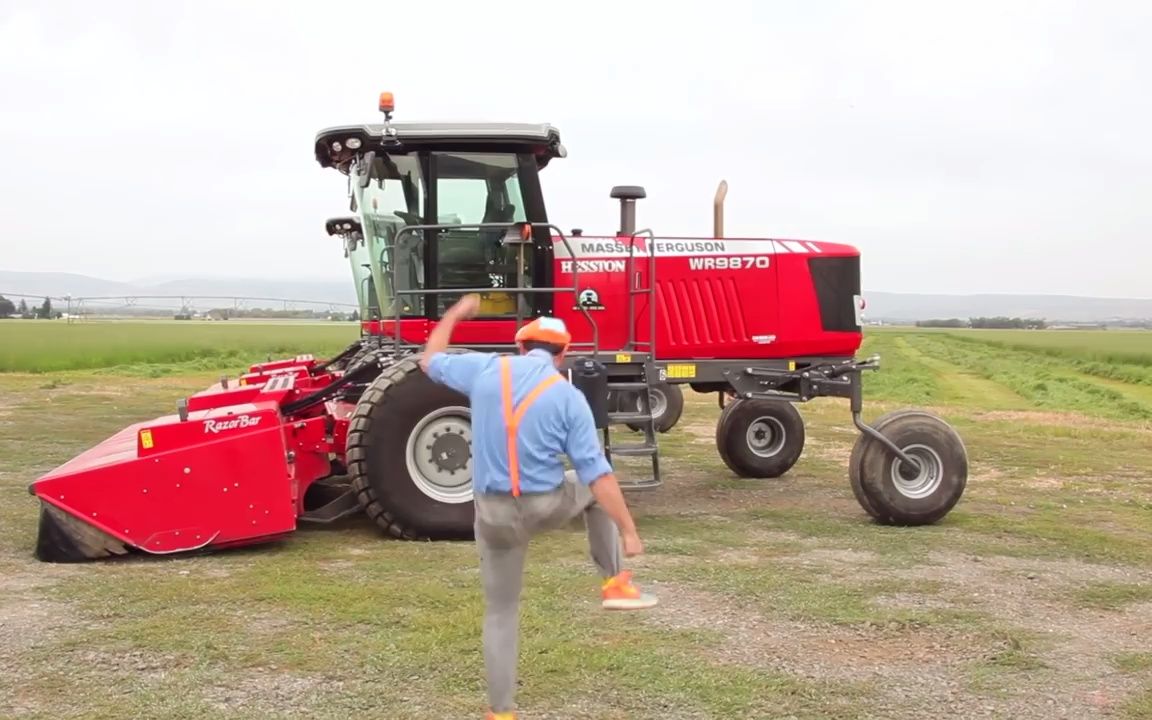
[859,329,1152,421]
[0,319,359,373]
[1068,582,1152,611]
[941,327,1152,365]
[1113,653,1152,673]
[2,325,1152,718]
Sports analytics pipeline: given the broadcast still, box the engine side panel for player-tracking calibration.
[551,235,862,359]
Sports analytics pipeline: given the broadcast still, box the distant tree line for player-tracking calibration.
[916,316,1048,329]
[186,307,359,321]
[0,295,60,319]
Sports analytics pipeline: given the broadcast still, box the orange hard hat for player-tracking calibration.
[515,316,571,348]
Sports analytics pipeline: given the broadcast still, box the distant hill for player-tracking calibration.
[0,271,141,299]
[0,271,357,308]
[861,292,1152,324]
[2,270,1151,323]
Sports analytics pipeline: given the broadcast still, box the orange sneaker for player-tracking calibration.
[601,570,659,610]
[486,712,516,720]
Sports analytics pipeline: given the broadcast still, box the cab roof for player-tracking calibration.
[314,122,566,175]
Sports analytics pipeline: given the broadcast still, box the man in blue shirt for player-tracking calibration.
[420,294,657,720]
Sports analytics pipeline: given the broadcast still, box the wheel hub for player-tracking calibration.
[635,388,667,419]
[405,406,474,504]
[890,444,943,499]
[746,416,787,457]
[428,431,469,473]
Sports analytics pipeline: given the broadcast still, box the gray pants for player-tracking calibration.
[474,470,622,713]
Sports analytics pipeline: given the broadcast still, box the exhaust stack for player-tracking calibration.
[610,185,646,236]
[713,180,728,238]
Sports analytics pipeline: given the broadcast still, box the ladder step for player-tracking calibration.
[619,477,663,491]
[609,412,652,423]
[610,444,658,457]
[608,381,650,391]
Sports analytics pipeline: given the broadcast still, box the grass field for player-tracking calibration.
[1,322,1151,719]
[0,319,359,374]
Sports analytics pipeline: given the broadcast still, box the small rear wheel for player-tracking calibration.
[621,382,685,433]
[715,398,806,478]
[850,410,968,525]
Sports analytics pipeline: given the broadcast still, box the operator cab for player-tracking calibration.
[314,93,567,325]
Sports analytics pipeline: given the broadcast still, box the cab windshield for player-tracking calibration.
[352,153,425,316]
[351,150,532,318]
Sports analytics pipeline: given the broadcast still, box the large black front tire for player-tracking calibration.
[346,357,476,540]
[715,398,806,478]
[850,410,968,525]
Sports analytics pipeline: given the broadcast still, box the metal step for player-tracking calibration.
[610,443,658,457]
[608,411,652,423]
[607,381,650,391]
[619,476,663,491]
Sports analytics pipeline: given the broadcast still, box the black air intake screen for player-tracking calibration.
[808,256,861,332]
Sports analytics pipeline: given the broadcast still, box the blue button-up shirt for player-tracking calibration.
[426,349,614,495]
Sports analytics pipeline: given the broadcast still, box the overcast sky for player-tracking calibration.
[1,0,1149,297]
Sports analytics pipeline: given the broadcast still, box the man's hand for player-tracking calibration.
[420,294,481,372]
[621,530,644,558]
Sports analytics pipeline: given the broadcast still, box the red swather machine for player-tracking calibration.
[28,93,968,562]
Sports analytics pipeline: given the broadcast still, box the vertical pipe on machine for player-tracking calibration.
[713,179,728,238]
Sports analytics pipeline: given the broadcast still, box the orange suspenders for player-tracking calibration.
[500,356,563,497]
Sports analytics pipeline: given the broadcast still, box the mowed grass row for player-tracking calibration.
[939,327,1152,367]
[0,320,360,373]
[859,327,1152,420]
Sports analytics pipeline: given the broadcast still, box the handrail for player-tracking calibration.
[623,228,658,358]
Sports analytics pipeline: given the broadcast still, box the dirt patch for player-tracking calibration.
[800,436,854,465]
[239,610,295,635]
[641,581,1018,717]
[973,410,1152,433]
[638,546,1152,718]
[199,668,346,712]
[680,421,717,444]
[861,551,1152,717]
[0,565,80,716]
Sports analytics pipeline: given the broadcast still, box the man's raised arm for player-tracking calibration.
[419,294,492,397]
[419,293,481,372]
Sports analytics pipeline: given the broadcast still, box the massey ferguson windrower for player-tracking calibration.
[28,93,969,562]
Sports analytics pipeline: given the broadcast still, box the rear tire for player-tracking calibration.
[346,356,475,540]
[715,398,806,478]
[850,410,968,525]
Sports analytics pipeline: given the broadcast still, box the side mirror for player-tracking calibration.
[357,151,376,189]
